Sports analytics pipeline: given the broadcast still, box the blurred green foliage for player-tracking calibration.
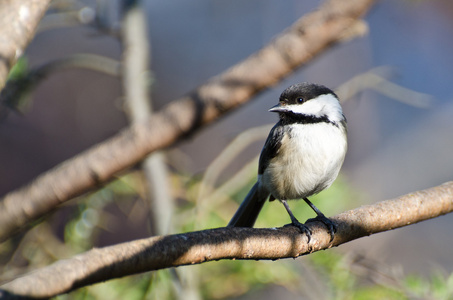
[8,57,29,81]
[2,57,35,114]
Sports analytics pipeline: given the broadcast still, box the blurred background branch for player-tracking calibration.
[119,1,198,299]
[0,54,121,116]
[336,66,434,108]
[0,0,51,91]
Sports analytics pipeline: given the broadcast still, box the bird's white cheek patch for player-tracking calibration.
[284,94,343,122]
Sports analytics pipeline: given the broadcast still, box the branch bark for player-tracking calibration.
[0,0,377,242]
[0,0,51,91]
[1,182,452,299]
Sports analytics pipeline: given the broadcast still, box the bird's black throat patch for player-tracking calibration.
[279,111,337,127]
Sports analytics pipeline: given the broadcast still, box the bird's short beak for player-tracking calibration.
[268,103,288,113]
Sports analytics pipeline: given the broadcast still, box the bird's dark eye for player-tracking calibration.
[296,97,304,103]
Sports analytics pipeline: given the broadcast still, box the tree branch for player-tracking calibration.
[1,182,452,299]
[0,0,51,91]
[0,0,376,241]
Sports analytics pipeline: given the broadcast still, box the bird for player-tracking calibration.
[227,82,347,242]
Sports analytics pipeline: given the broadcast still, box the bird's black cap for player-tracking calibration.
[279,82,337,105]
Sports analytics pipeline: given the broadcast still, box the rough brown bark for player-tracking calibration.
[1,182,452,299]
[0,0,377,242]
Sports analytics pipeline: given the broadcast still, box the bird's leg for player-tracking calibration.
[304,197,336,242]
[281,199,312,242]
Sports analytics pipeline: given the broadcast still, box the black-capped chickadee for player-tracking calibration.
[228,82,347,242]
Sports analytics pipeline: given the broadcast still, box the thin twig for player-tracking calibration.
[1,54,121,114]
[336,66,434,108]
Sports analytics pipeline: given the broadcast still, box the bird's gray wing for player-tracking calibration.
[258,122,284,175]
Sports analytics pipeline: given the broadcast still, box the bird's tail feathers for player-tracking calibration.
[227,182,268,227]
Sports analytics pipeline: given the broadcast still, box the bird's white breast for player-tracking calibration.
[262,122,347,200]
